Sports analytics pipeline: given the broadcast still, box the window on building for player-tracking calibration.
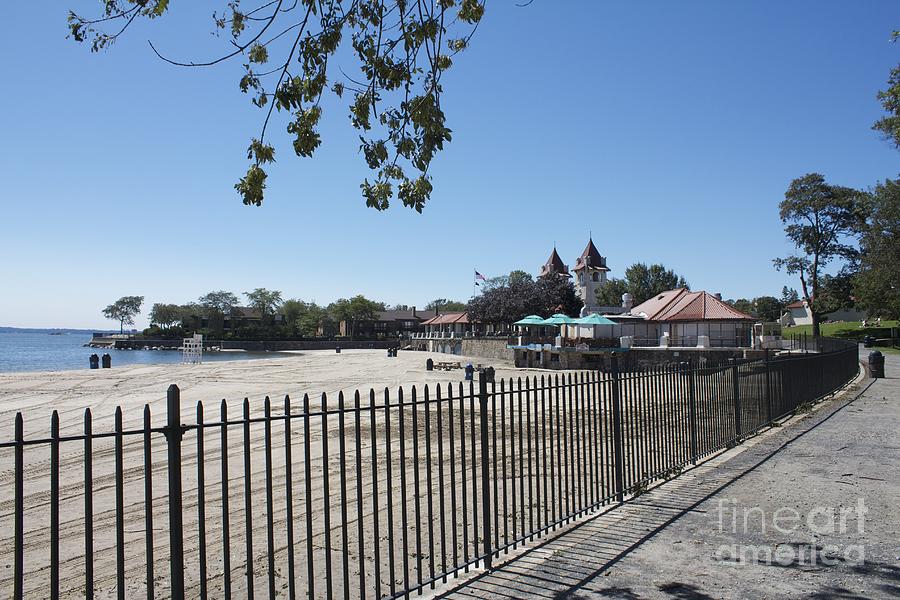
[592,272,599,282]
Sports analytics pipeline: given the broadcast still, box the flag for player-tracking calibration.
[475,270,486,281]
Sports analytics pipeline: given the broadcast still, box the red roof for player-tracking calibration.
[539,247,570,277]
[422,312,470,325]
[631,289,754,322]
[786,300,807,309]
[573,238,609,271]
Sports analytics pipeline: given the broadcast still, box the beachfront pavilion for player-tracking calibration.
[513,288,755,350]
[420,312,477,338]
[626,288,755,347]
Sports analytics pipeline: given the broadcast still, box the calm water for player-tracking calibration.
[0,332,289,373]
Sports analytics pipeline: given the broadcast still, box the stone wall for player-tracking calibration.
[104,338,399,351]
[406,337,514,363]
[460,338,515,363]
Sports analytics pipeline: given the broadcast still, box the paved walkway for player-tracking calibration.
[429,352,900,600]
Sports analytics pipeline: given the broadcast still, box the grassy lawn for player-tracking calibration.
[783,320,900,353]
[784,320,898,340]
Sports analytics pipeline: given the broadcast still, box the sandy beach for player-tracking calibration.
[0,349,516,434]
[4,349,606,599]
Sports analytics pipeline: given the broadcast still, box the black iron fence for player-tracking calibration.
[0,341,859,599]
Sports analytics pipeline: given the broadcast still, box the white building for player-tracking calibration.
[781,299,866,327]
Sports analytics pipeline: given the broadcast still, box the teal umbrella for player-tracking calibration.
[513,315,545,326]
[542,313,577,325]
[574,314,618,326]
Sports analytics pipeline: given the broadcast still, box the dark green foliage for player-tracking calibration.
[424,298,468,313]
[149,303,186,329]
[752,296,785,322]
[773,173,863,336]
[729,298,755,317]
[781,286,800,305]
[726,296,786,322]
[873,31,900,148]
[855,178,900,319]
[244,288,283,324]
[102,295,144,334]
[328,294,386,337]
[67,0,485,212]
[466,272,583,325]
[198,290,240,316]
[596,263,689,306]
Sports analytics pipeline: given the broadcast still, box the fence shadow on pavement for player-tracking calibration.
[433,377,875,600]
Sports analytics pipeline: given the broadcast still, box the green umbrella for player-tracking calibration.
[574,314,618,326]
[513,315,545,326]
[542,313,577,325]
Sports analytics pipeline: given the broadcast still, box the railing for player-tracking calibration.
[665,335,749,348]
[411,332,510,340]
[0,343,859,599]
[513,335,750,349]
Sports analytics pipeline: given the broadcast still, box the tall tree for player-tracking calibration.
[855,178,900,319]
[466,273,581,325]
[425,298,467,313]
[781,286,799,305]
[245,288,284,324]
[329,295,384,337]
[729,298,755,317]
[773,173,862,336]
[149,303,185,329]
[752,296,785,323]
[67,0,486,212]
[299,304,333,337]
[282,299,332,337]
[873,31,900,148]
[102,296,144,334]
[198,290,240,334]
[535,275,583,317]
[198,290,240,315]
[596,263,689,306]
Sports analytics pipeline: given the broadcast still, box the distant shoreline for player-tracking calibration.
[0,327,118,335]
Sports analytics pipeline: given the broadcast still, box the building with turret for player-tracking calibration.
[571,238,610,316]
[538,247,570,278]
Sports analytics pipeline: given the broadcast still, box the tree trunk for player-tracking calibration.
[811,258,820,338]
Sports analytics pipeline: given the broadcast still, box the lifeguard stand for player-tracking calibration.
[182,334,203,364]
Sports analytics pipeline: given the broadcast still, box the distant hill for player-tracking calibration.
[0,327,118,335]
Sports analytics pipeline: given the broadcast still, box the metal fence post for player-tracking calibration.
[477,368,494,570]
[166,384,186,600]
[731,359,742,440]
[609,355,625,502]
[764,350,772,423]
[685,361,698,463]
[14,413,23,600]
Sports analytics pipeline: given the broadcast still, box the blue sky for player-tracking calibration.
[1,1,897,329]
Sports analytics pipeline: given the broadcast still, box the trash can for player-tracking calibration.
[464,363,474,381]
[868,351,885,378]
[101,353,111,368]
[89,354,99,369]
[426,358,434,371]
[863,335,874,348]
[335,347,341,354]
[483,366,496,383]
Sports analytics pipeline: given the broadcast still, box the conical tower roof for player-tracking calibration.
[539,247,570,277]
[573,238,609,271]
